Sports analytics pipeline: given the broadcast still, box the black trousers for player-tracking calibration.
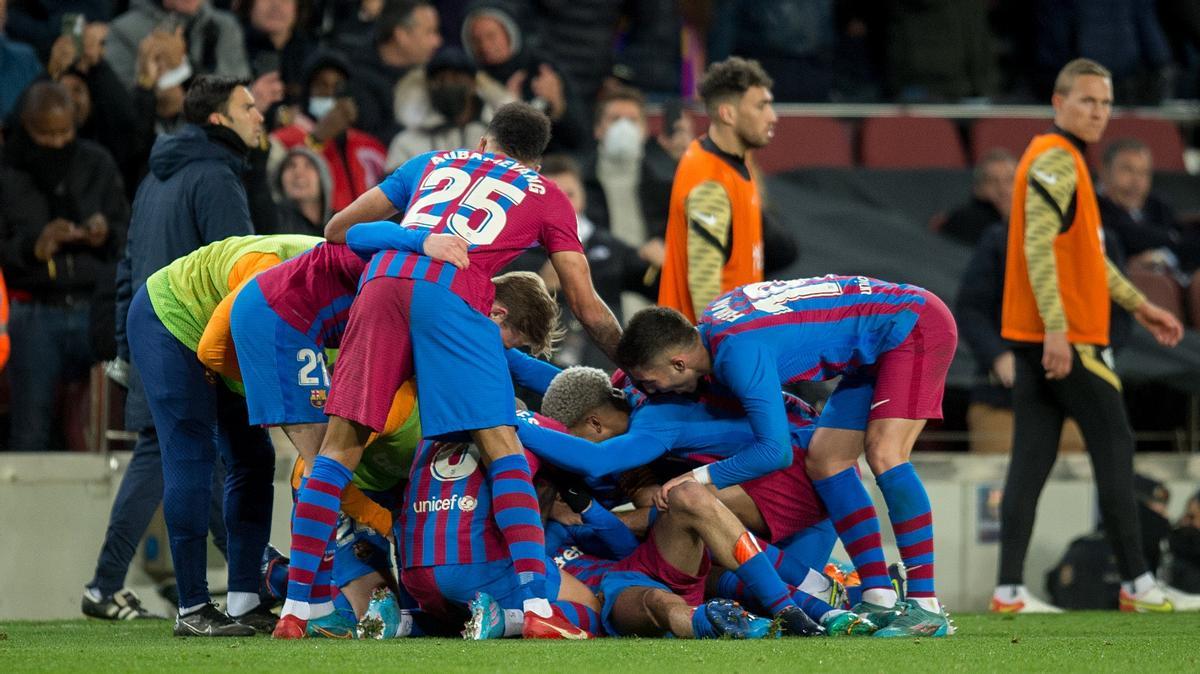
[998,344,1148,584]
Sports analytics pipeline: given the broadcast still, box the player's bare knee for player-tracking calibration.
[864,441,904,476]
[667,480,717,519]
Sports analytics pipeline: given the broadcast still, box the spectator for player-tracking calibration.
[343,0,441,144]
[883,0,996,102]
[523,0,627,109]
[235,0,314,103]
[83,75,262,624]
[939,148,1016,246]
[461,1,589,153]
[708,0,836,102]
[0,81,128,452]
[123,28,191,196]
[266,146,331,234]
[271,49,387,212]
[582,86,649,249]
[387,45,514,169]
[105,0,251,92]
[640,98,695,239]
[1167,489,1200,593]
[1098,138,1198,275]
[3,0,110,57]
[610,0,681,99]
[0,0,42,123]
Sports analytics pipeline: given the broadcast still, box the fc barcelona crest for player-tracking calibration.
[310,388,328,408]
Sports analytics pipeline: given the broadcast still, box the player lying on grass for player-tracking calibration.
[618,276,958,637]
[126,234,320,636]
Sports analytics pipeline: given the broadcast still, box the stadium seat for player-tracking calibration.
[1127,267,1185,322]
[860,116,967,169]
[1090,117,1187,172]
[753,116,853,173]
[970,117,1050,163]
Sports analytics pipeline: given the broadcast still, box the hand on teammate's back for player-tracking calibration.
[1042,332,1072,380]
[423,233,470,269]
[1134,301,1185,347]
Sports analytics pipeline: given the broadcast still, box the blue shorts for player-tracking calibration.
[816,374,874,432]
[598,571,670,637]
[333,513,393,588]
[232,279,329,426]
[402,557,562,620]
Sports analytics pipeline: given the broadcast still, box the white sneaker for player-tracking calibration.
[989,586,1064,613]
[1162,584,1200,611]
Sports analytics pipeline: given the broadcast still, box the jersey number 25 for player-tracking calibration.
[401,166,526,246]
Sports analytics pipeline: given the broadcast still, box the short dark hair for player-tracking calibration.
[376,0,432,44]
[183,75,251,124]
[594,85,645,128]
[1102,137,1151,169]
[616,307,699,371]
[539,154,580,181]
[20,81,73,123]
[485,101,551,165]
[698,57,773,115]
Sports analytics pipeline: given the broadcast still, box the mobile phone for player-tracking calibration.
[61,13,84,54]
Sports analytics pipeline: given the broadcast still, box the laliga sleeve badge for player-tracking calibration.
[310,388,328,408]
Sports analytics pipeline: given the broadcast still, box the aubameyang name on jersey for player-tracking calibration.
[431,150,546,195]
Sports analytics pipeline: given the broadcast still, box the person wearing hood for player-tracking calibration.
[236,0,315,103]
[387,45,514,169]
[271,49,387,212]
[0,81,128,453]
[105,0,251,91]
[81,75,264,629]
[461,1,589,154]
[266,146,333,234]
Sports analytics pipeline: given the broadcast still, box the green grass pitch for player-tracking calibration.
[3,613,1199,673]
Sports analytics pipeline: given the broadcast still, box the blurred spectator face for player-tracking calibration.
[396,6,442,66]
[974,156,1016,218]
[595,98,647,161]
[1102,147,1153,212]
[309,66,346,99]
[658,110,695,160]
[59,72,93,128]
[164,0,204,17]
[730,86,775,149]
[468,16,512,66]
[24,104,76,149]
[1053,74,1112,144]
[428,70,475,125]
[545,170,585,214]
[216,85,264,147]
[281,153,321,203]
[251,0,296,36]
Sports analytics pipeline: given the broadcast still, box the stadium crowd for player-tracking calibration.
[2,0,1200,643]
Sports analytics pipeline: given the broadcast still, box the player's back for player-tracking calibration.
[254,242,366,347]
[699,276,928,382]
[369,149,581,314]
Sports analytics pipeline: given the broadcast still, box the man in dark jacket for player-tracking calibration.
[82,75,268,634]
[0,81,128,453]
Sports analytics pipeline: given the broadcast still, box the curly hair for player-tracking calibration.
[492,271,563,358]
[485,101,552,165]
[615,306,698,371]
[541,366,624,428]
[698,57,773,114]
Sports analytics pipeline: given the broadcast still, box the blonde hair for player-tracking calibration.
[491,271,564,358]
[1054,58,1111,96]
[541,367,620,428]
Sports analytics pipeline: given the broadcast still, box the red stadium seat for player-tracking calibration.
[753,116,853,173]
[970,117,1050,163]
[1127,268,1185,322]
[860,116,966,169]
[1089,117,1187,172]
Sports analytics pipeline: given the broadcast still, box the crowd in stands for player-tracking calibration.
[2,0,1200,452]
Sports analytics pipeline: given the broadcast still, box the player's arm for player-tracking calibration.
[506,348,562,395]
[1024,147,1077,335]
[195,252,284,380]
[1105,256,1146,312]
[695,343,792,489]
[685,180,733,319]
[345,221,430,258]
[518,420,667,479]
[550,250,622,362]
[324,188,397,243]
[1104,255,1184,346]
[575,500,640,558]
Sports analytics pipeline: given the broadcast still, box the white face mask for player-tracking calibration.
[600,117,644,161]
[308,96,336,120]
[157,59,193,90]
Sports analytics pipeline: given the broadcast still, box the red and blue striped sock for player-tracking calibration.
[877,462,935,600]
[489,453,547,602]
[282,456,351,620]
[551,600,601,636]
[813,467,892,600]
[788,587,836,623]
[732,533,795,617]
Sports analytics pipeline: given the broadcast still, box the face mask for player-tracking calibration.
[429,83,471,123]
[157,59,193,90]
[308,96,336,120]
[600,117,643,161]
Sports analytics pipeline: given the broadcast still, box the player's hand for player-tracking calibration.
[1042,331,1072,380]
[655,473,697,511]
[1134,300,1184,347]
[992,351,1015,388]
[423,233,470,269]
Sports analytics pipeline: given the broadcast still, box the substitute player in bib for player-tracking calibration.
[657,57,773,323]
[994,58,1184,614]
[617,276,958,637]
[275,102,622,639]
